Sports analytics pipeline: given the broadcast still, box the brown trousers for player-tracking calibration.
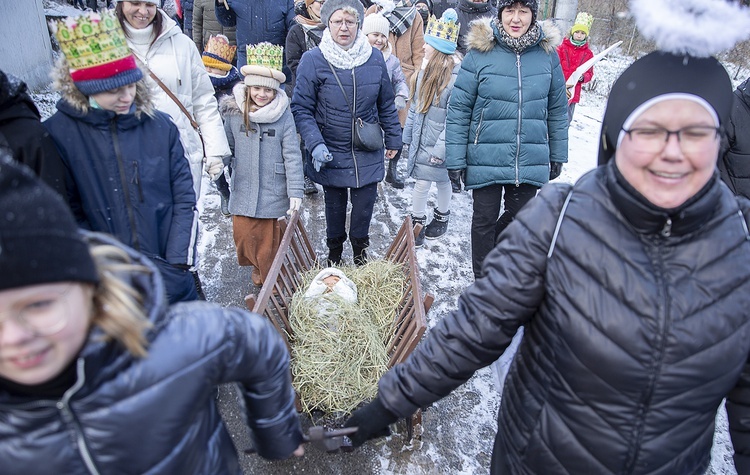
[232,216,287,286]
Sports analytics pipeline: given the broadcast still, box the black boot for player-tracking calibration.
[425,208,450,240]
[216,174,231,217]
[326,236,346,266]
[385,158,404,189]
[351,236,370,266]
[411,215,426,248]
[304,175,318,195]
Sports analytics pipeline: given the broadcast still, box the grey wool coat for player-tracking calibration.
[403,62,460,183]
[221,85,303,219]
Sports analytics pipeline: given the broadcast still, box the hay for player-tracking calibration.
[288,260,407,417]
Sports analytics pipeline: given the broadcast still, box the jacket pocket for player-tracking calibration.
[274,162,287,195]
[474,108,486,145]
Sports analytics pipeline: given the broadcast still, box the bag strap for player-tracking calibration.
[326,61,354,115]
[148,71,206,157]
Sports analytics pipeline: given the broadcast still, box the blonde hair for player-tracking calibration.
[90,243,153,357]
[243,86,277,134]
[410,50,459,114]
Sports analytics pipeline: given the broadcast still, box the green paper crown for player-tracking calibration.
[52,10,131,70]
[246,42,284,72]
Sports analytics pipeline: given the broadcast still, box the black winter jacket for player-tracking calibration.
[720,77,750,199]
[0,233,303,473]
[379,161,750,474]
[0,70,67,196]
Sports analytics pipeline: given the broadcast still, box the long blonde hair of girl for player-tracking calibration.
[410,49,459,114]
[242,86,277,135]
[89,243,153,358]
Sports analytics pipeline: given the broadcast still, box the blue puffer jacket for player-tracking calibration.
[43,66,198,303]
[0,232,303,473]
[182,0,194,35]
[291,45,402,189]
[214,0,296,67]
[446,18,568,189]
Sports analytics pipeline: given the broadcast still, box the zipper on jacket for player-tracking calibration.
[622,245,671,474]
[57,359,102,475]
[110,119,140,251]
[474,109,485,145]
[131,162,144,202]
[514,53,522,186]
[350,69,361,188]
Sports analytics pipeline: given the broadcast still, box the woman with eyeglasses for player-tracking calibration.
[0,156,304,473]
[344,1,750,473]
[291,0,402,265]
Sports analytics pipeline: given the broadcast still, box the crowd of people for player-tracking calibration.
[3,0,750,473]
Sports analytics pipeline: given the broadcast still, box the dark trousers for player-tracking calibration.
[322,182,378,244]
[471,183,538,278]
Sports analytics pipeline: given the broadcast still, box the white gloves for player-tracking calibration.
[394,96,407,110]
[204,156,224,181]
[287,197,302,216]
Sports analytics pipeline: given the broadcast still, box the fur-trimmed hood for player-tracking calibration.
[466,18,562,54]
[50,56,155,118]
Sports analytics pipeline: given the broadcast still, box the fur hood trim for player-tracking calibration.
[51,56,155,118]
[466,18,562,54]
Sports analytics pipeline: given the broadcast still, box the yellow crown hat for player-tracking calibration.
[424,8,459,54]
[241,43,286,88]
[202,35,237,72]
[50,10,142,95]
[571,12,594,36]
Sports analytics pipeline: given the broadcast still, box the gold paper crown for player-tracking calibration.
[245,42,284,72]
[52,10,131,71]
[425,13,459,44]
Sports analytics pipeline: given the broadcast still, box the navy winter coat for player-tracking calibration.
[214,0,296,67]
[0,233,303,473]
[379,162,750,474]
[290,46,402,189]
[43,71,198,303]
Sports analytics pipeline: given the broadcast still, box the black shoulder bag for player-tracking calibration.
[326,61,384,152]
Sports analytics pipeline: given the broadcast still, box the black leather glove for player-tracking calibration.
[549,162,563,181]
[448,169,464,193]
[343,397,399,447]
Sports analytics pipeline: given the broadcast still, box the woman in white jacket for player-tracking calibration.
[115,0,231,197]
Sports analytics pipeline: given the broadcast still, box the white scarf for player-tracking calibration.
[319,29,372,70]
[123,22,154,58]
[232,83,289,124]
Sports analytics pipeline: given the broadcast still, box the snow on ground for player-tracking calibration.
[29,5,740,469]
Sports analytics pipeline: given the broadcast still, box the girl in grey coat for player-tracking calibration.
[221,49,304,286]
[403,9,461,246]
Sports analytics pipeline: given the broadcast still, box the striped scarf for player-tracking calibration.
[385,5,417,37]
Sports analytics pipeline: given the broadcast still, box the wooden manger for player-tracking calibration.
[245,211,434,439]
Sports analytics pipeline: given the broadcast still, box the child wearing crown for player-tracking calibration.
[202,34,242,217]
[403,8,462,247]
[220,43,304,288]
[556,12,594,124]
[44,10,201,304]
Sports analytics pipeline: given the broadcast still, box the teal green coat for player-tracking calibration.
[446,18,568,189]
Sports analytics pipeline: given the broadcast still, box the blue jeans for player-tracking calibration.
[322,183,378,245]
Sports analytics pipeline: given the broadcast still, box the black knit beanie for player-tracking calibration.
[597,51,733,165]
[497,0,538,22]
[0,155,99,291]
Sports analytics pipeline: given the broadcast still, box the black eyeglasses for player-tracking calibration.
[621,126,720,154]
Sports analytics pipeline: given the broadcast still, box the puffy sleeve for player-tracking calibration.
[377,184,572,417]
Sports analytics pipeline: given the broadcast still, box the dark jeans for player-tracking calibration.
[322,182,378,244]
[471,183,538,278]
[567,102,577,125]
